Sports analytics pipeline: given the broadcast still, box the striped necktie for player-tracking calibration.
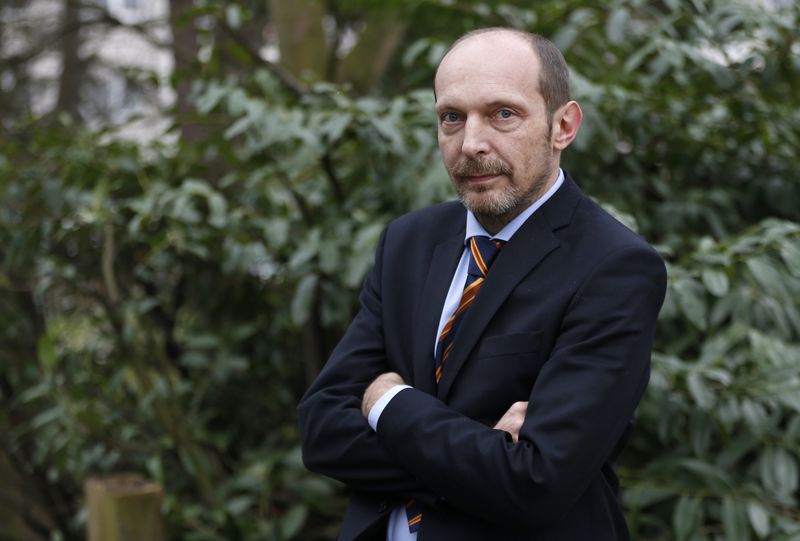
[435,235,504,384]
[406,499,422,533]
[405,236,504,533]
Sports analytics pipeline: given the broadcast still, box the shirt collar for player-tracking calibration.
[464,168,565,243]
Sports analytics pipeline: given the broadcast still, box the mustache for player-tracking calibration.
[451,158,512,178]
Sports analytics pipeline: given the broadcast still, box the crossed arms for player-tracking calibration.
[297,226,667,529]
[362,372,529,441]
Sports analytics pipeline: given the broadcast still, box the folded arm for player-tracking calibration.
[297,227,435,501]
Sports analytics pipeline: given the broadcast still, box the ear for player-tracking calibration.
[551,101,583,150]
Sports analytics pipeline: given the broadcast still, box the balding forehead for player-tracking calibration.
[435,31,540,97]
[448,28,533,54]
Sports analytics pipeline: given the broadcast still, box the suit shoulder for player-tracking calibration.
[571,196,663,263]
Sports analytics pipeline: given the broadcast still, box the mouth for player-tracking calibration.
[461,173,501,184]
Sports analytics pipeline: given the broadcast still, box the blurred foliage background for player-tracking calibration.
[1,0,799,539]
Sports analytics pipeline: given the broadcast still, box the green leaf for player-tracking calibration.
[673,279,707,330]
[225,495,252,516]
[145,455,163,484]
[18,383,51,403]
[370,116,405,154]
[678,459,733,491]
[701,268,729,297]
[346,222,384,288]
[426,42,447,66]
[180,351,209,369]
[717,12,743,35]
[292,477,335,499]
[37,334,58,372]
[319,241,341,274]
[722,496,749,541]
[206,192,228,229]
[31,406,64,429]
[402,38,430,67]
[624,41,656,72]
[689,412,712,456]
[759,447,799,501]
[320,112,352,143]
[552,26,579,52]
[687,372,715,409]
[717,432,760,469]
[196,82,227,114]
[747,501,770,539]
[225,4,242,29]
[780,240,800,276]
[224,115,252,140]
[622,485,673,508]
[289,229,321,271]
[741,400,767,434]
[279,504,308,539]
[291,274,319,326]
[606,8,629,44]
[746,257,787,297]
[673,495,701,541]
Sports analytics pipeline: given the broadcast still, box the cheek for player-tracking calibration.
[513,134,545,160]
[497,142,527,168]
[438,137,461,166]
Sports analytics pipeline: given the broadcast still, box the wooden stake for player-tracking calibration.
[85,474,163,541]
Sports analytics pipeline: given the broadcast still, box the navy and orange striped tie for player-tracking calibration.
[435,236,504,384]
[406,499,422,533]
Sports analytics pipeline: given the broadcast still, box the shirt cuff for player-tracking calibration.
[367,385,412,431]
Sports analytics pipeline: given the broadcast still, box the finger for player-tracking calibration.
[513,401,528,412]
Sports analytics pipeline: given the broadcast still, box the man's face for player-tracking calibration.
[435,32,559,227]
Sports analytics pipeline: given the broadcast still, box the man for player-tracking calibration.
[298,27,666,541]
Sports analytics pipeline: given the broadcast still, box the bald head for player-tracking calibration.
[435,28,571,120]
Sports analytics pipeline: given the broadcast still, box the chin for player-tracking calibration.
[460,191,520,218]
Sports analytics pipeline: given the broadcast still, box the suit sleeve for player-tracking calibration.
[373,245,667,529]
[297,225,434,501]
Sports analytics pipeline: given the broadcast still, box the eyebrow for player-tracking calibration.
[435,98,527,113]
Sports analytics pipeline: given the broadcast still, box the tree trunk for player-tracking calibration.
[0,451,50,541]
[56,0,82,117]
[268,0,328,82]
[169,0,205,141]
[337,15,407,93]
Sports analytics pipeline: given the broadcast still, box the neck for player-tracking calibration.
[474,207,525,236]
[474,167,560,235]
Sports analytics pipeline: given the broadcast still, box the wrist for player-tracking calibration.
[361,372,406,416]
[366,385,412,430]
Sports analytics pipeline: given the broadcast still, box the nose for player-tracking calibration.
[461,116,490,157]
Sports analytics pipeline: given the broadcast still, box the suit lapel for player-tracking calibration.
[436,174,583,401]
[436,215,558,400]
[411,234,464,396]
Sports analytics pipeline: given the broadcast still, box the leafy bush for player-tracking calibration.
[0,1,798,540]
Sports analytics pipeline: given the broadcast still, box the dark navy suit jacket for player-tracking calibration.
[298,173,667,540]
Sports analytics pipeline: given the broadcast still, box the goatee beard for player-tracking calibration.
[451,157,517,216]
[449,156,552,231]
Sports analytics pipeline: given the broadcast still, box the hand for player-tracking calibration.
[361,372,405,417]
[494,401,528,443]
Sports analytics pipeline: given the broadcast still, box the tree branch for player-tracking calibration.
[218,22,309,97]
[321,153,345,206]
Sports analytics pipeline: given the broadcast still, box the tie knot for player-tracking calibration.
[468,236,504,277]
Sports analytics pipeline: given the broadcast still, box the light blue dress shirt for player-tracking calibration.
[367,169,565,541]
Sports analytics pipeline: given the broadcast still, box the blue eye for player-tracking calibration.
[497,109,514,119]
[442,112,460,123]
